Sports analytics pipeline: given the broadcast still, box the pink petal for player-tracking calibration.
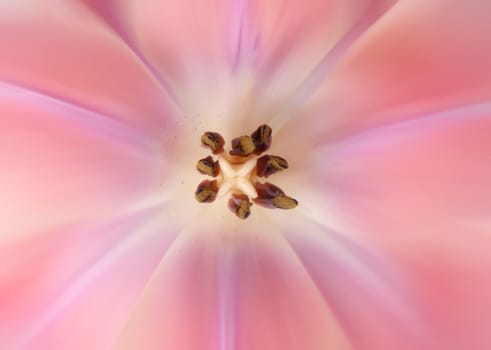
[0,207,176,349]
[307,104,491,347]
[283,217,426,350]
[0,1,174,134]
[253,0,397,94]
[322,105,491,242]
[231,231,350,350]
[0,84,164,240]
[81,1,397,118]
[114,229,350,350]
[237,0,397,131]
[89,0,234,95]
[113,231,223,349]
[283,0,491,142]
[227,0,396,73]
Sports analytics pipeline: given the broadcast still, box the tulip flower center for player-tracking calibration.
[195,124,298,219]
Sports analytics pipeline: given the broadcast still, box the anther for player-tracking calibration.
[229,135,255,157]
[251,124,272,155]
[196,156,220,177]
[256,155,289,178]
[253,182,298,209]
[195,180,219,203]
[272,194,298,209]
[195,124,297,217]
[228,193,252,219]
[201,132,225,154]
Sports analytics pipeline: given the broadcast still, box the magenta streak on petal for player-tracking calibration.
[217,249,238,350]
[230,0,260,72]
[270,1,401,131]
[0,80,157,158]
[233,4,244,71]
[230,0,246,71]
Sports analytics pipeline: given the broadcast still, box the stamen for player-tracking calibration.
[228,193,252,219]
[201,132,225,154]
[196,156,220,177]
[195,180,219,203]
[254,182,284,198]
[272,194,298,209]
[194,124,297,217]
[251,124,272,155]
[253,182,298,209]
[229,135,255,157]
[256,155,288,178]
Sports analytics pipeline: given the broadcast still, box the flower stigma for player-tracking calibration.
[195,124,298,219]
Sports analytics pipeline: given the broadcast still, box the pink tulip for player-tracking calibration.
[1,0,491,349]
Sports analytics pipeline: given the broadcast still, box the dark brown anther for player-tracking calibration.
[256,155,289,178]
[253,182,298,209]
[229,135,255,157]
[195,180,219,203]
[251,124,272,155]
[201,132,225,154]
[228,193,252,219]
[196,156,220,177]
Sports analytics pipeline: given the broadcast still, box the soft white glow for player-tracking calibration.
[217,157,258,199]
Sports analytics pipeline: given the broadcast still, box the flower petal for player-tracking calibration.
[99,0,233,100]
[113,230,222,349]
[0,1,174,134]
[231,232,350,350]
[0,207,176,349]
[281,0,491,142]
[81,0,397,128]
[251,0,397,107]
[237,0,397,132]
[305,105,491,347]
[0,84,164,241]
[320,104,491,241]
[114,227,351,350]
[282,217,428,350]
